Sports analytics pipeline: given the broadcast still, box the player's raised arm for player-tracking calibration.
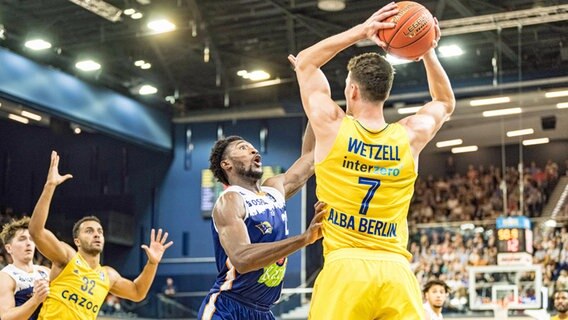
[29,151,75,267]
[399,22,455,156]
[263,122,315,199]
[108,228,173,302]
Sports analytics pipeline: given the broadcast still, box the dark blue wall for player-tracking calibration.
[0,118,172,275]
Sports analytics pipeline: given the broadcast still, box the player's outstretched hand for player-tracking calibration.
[142,228,174,265]
[46,151,73,186]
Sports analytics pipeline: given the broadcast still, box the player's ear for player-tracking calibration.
[221,159,231,170]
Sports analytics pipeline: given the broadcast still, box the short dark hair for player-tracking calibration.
[423,279,450,294]
[72,216,102,239]
[0,216,30,245]
[209,136,243,186]
[347,52,394,102]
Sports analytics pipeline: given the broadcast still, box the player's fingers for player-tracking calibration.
[160,232,169,244]
[377,2,397,15]
[150,228,155,241]
[164,241,174,249]
[156,228,163,241]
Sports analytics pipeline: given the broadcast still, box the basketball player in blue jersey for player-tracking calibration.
[0,217,50,320]
[291,2,455,319]
[198,123,325,320]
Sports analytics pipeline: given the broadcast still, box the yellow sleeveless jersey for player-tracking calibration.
[38,253,110,320]
[315,116,417,260]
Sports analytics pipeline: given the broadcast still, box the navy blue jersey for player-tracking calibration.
[207,185,288,309]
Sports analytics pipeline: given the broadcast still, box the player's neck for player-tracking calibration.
[559,312,568,319]
[230,178,262,193]
[78,250,101,269]
[350,102,386,129]
[12,259,34,273]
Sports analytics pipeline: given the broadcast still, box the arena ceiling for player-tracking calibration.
[0,0,567,150]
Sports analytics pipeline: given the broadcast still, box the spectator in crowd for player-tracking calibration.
[101,294,122,315]
[423,279,450,320]
[552,290,568,320]
[162,277,176,297]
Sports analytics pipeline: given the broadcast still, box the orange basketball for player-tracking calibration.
[378,1,436,60]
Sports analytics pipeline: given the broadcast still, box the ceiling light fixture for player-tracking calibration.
[451,145,478,154]
[139,85,157,95]
[482,107,522,117]
[123,8,136,15]
[317,0,346,11]
[436,139,463,148]
[237,70,270,81]
[545,90,568,98]
[147,19,176,33]
[141,63,151,69]
[506,128,534,137]
[397,106,422,114]
[131,12,143,20]
[25,39,52,50]
[522,138,550,146]
[8,113,29,124]
[21,110,42,121]
[438,44,463,57]
[67,0,122,22]
[470,96,511,106]
[557,102,568,109]
[386,54,412,65]
[134,60,145,66]
[75,59,101,71]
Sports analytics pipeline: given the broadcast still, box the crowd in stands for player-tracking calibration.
[408,159,566,313]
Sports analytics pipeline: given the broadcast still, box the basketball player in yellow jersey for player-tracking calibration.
[291,3,455,319]
[29,151,173,319]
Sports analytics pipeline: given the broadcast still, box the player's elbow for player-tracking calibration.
[231,258,254,274]
[445,97,456,116]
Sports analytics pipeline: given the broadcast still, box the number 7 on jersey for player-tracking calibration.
[358,177,381,215]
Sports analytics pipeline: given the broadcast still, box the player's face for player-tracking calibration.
[5,229,35,264]
[76,220,105,255]
[555,292,568,313]
[425,285,448,308]
[227,140,263,181]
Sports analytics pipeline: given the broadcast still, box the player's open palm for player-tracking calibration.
[304,201,327,245]
[141,228,173,264]
[46,151,73,186]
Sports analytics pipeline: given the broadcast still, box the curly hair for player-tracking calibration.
[209,135,243,186]
[72,216,102,239]
[0,216,31,246]
[347,52,394,102]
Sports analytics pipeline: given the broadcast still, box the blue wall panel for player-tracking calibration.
[0,48,171,151]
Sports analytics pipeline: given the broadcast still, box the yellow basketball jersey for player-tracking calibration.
[315,116,417,259]
[38,253,110,320]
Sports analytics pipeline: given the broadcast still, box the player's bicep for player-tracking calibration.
[213,193,251,260]
[32,229,74,267]
[0,273,15,314]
